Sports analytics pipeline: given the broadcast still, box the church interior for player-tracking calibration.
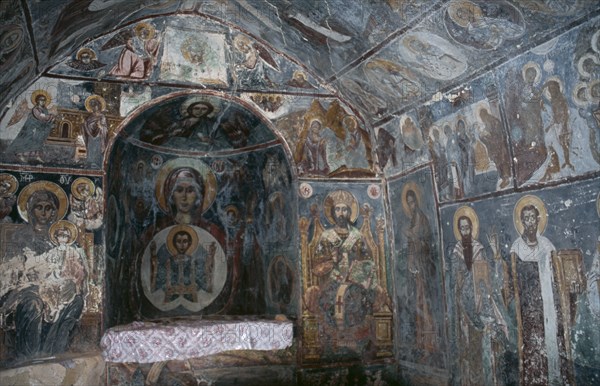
[1,0,600,384]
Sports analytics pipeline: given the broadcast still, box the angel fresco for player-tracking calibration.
[6,90,60,163]
[105,22,160,79]
[66,47,106,72]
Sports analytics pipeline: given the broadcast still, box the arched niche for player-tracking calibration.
[104,92,299,327]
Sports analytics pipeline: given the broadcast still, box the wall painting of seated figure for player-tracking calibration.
[299,182,393,364]
[0,172,104,364]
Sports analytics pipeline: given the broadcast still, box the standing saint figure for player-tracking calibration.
[298,118,330,176]
[401,184,438,358]
[450,206,508,385]
[82,95,108,167]
[510,195,573,385]
[7,90,59,163]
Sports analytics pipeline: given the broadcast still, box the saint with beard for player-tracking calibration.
[401,187,438,357]
[311,190,378,330]
[450,207,508,386]
[510,196,573,385]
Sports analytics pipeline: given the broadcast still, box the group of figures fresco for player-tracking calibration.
[442,186,600,385]
[392,167,600,385]
[0,174,103,363]
[1,88,114,167]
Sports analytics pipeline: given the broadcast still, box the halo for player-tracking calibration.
[513,194,548,236]
[571,82,589,107]
[76,47,97,61]
[292,70,307,80]
[588,79,600,103]
[179,95,220,117]
[576,53,599,79]
[49,220,78,246]
[400,115,424,151]
[342,115,358,131]
[591,29,600,54]
[475,102,492,121]
[543,76,563,101]
[155,158,217,215]
[0,173,18,198]
[447,0,483,28]
[134,22,155,40]
[401,181,422,217]
[453,206,479,241]
[521,61,542,86]
[233,34,252,52]
[84,95,107,113]
[30,89,51,106]
[224,204,240,220]
[323,190,359,225]
[17,181,68,223]
[71,177,96,200]
[166,224,199,256]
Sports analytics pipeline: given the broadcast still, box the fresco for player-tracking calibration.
[443,0,526,51]
[375,112,431,176]
[299,182,393,364]
[125,93,276,152]
[0,1,35,110]
[274,98,375,178]
[0,78,122,168]
[441,177,600,385]
[389,166,446,369]
[105,111,298,324]
[420,73,513,202]
[498,16,600,186]
[0,171,103,365]
[47,15,328,96]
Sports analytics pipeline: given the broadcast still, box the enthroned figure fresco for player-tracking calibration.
[301,189,392,361]
[0,181,91,362]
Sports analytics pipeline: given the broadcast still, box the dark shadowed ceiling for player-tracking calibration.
[1,0,599,129]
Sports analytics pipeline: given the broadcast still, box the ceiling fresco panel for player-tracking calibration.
[0,0,36,111]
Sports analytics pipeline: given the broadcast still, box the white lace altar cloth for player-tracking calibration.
[101,318,294,363]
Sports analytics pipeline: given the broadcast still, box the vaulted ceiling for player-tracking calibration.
[2,0,599,131]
